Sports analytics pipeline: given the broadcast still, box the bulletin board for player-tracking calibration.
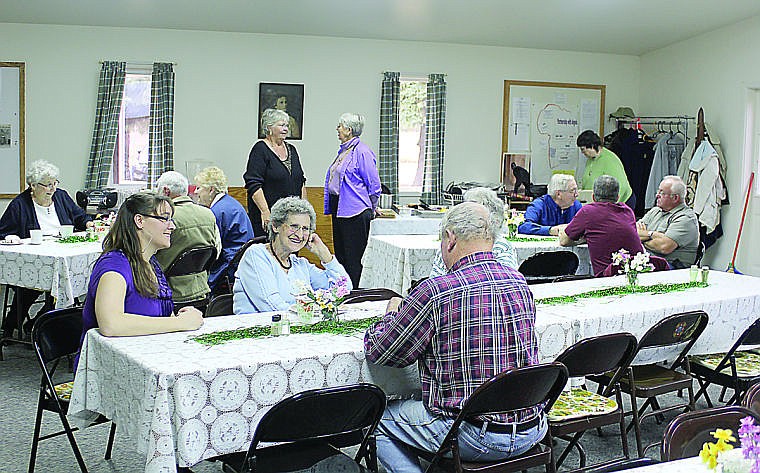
[0,62,25,197]
[501,80,605,186]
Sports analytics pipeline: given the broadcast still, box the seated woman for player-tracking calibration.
[0,159,93,338]
[233,196,351,314]
[78,192,204,358]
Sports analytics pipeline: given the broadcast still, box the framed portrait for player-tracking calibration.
[258,82,304,140]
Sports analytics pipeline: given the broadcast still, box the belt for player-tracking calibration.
[466,415,541,434]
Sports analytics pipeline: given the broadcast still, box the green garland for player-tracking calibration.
[190,316,382,346]
[505,236,557,243]
[57,235,99,243]
[536,281,708,306]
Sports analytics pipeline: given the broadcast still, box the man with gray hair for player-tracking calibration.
[155,170,221,309]
[519,173,582,236]
[637,175,699,268]
[560,175,643,276]
[365,202,544,472]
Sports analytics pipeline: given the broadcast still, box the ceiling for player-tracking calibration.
[4,0,760,56]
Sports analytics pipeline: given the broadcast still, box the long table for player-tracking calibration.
[69,270,760,472]
[360,234,592,295]
[369,215,443,236]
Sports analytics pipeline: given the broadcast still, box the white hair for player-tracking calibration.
[548,174,576,196]
[25,160,60,186]
[440,202,494,243]
[155,171,189,197]
[261,109,290,136]
[338,113,365,137]
[462,187,505,236]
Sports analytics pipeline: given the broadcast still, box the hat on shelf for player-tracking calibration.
[609,107,636,119]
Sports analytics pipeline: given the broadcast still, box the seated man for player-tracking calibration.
[365,202,545,472]
[560,175,644,276]
[518,173,582,236]
[155,171,221,309]
[637,175,699,269]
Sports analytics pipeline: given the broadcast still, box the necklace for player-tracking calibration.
[269,242,292,270]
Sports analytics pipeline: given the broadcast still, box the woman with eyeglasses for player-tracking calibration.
[0,160,93,339]
[233,196,350,314]
[77,192,203,360]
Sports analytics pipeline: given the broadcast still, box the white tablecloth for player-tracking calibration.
[360,234,592,295]
[369,215,442,236]
[0,238,101,307]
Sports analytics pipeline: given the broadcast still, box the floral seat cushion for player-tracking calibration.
[692,351,760,377]
[53,381,74,401]
[548,388,618,422]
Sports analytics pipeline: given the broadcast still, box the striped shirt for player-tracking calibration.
[364,251,540,423]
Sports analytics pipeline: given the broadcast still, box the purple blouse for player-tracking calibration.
[323,137,382,218]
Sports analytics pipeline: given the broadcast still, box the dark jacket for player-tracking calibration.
[0,187,91,239]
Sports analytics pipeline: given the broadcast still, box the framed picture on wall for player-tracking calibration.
[258,82,304,140]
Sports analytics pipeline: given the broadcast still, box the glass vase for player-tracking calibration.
[626,271,639,288]
[321,308,340,323]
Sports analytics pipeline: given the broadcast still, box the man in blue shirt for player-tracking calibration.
[518,173,582,236]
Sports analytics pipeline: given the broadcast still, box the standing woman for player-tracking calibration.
[324,113,382,287]
[244,108,306,236]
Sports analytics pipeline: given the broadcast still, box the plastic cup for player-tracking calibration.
[60,225,74,237]
[29,229,43,244]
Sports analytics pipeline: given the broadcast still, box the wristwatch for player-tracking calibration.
[647,230,654,240]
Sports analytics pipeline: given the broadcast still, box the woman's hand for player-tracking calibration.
[305,233,333,263]
[261,210,271,230]
[176,306,204,330]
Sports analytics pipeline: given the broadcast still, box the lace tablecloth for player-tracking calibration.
[360,234,591,295]
[0,238,101,307]
[369,215,442,236]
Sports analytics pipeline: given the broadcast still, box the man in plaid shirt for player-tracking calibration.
[364,202,544,473]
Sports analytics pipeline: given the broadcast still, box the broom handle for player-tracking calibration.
[731,172,755,266]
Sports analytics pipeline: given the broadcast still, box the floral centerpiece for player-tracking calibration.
[611,249,654,287]
[700,416,760,473]
[293,277,350,322]
[506,209,524,239]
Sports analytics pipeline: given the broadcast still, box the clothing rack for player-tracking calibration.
[613,115,695,142]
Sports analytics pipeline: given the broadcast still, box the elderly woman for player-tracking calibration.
[324,113,382,287]
[233,197,350,314]
[244,108,306,237]
[78,192,203,363]
[577,130,635,208]
[194,166,255,293]
[429,187,518,277]
[273,95,300,139]
[0,160,93,338]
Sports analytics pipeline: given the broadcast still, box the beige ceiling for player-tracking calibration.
[4,0,760,55]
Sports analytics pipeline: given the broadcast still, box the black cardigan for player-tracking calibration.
[0,188,91,239]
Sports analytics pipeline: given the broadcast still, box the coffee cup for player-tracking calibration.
[60,225,74,238]
[29,229,43,244]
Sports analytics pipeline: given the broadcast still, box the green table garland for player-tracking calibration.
[536,281,708,306]
[57,235,99,243]
[190,316,382,346]
[505,236,557,243]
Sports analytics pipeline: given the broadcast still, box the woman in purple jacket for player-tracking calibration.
[324,113,382,287]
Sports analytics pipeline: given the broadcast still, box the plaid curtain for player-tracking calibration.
[421,74,447,205]
[378,72,400,201]
[148,63,175,188]
[85,61,126,189]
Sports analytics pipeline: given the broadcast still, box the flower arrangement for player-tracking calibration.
[738,416,760,473]
[294,277,350,322]
[611,248,655,287]
[699,416,760,473]
[506,209,524,239]
[701,428,736,469]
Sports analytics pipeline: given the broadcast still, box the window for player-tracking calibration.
[398,79,427,193]
[113,72,150,184]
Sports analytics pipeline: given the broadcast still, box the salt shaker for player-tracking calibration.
[689,265,700,283]
[701,266,710,283]
[271,314,282,336]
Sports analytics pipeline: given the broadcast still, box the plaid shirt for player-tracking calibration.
[364,251,540,424]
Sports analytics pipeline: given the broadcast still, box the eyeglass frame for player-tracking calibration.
[140,214,176,225]
[285,223,312,235]
[35,180,60,189]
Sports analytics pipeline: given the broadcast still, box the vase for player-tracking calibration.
[626,272,638,288]
[508,224,518,239]
[321,308,340,323]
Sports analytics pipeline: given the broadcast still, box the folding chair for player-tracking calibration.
[218,383,386,473]
[416,362,569,473]
[205,293,233,317]
[661,405,759,461]
[518,251,579,285]
[222,236,268,292]
[343,288,401,304]
[30,307,116,473]
[589,310,709,456]
[691,318,760,406]
[742,382,760,415]
[549,333,638,472]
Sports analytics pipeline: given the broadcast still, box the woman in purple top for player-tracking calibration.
[78,192,204,355]
[324,113,382,287]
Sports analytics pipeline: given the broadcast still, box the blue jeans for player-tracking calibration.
[375,399,548,473]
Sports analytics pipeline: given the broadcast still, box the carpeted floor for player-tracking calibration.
[0,340,726,473]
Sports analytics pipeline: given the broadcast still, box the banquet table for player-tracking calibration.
[360,233,592,295]
[0,237,101,308]
[368,215,443,236]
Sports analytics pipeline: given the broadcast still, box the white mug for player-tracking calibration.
[60,225,74,237]
[29,229,43,244]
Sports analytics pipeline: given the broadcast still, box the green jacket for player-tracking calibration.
[156,196,222,303]
[580,147,633,203]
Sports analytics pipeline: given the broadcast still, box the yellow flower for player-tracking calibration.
[712,428,737,444]
[700,442,719,469]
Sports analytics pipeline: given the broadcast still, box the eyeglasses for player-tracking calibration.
[656,190,676,197]
[35,180,59,189]
[140,214,175,224]
[561,188,579,195]
[286,223,311,234]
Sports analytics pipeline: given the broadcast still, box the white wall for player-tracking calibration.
[0,22,639,214]
[640,14,760,276]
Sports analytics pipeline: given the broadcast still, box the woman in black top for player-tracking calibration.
[244,108,306,236]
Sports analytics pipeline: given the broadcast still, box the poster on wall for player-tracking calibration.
[258,83,304,140]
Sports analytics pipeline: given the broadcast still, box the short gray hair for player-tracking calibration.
[268,197,317,241]
[261,108,290,136]
[155,171,189,197]
[338,113,365,137]
[440,202,494,243]
[593,175,619,203]
[664,175,686,200]
[25,160,60,186]
[194,166,228,194]
[548,173,576,196]
[462,187,504,236]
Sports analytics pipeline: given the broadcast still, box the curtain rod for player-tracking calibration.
[613,115,695,121]
[99,61,177,67]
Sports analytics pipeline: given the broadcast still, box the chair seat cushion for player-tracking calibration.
[548,389,618,422]
[692,351,760,377]
[54,381,74,401]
